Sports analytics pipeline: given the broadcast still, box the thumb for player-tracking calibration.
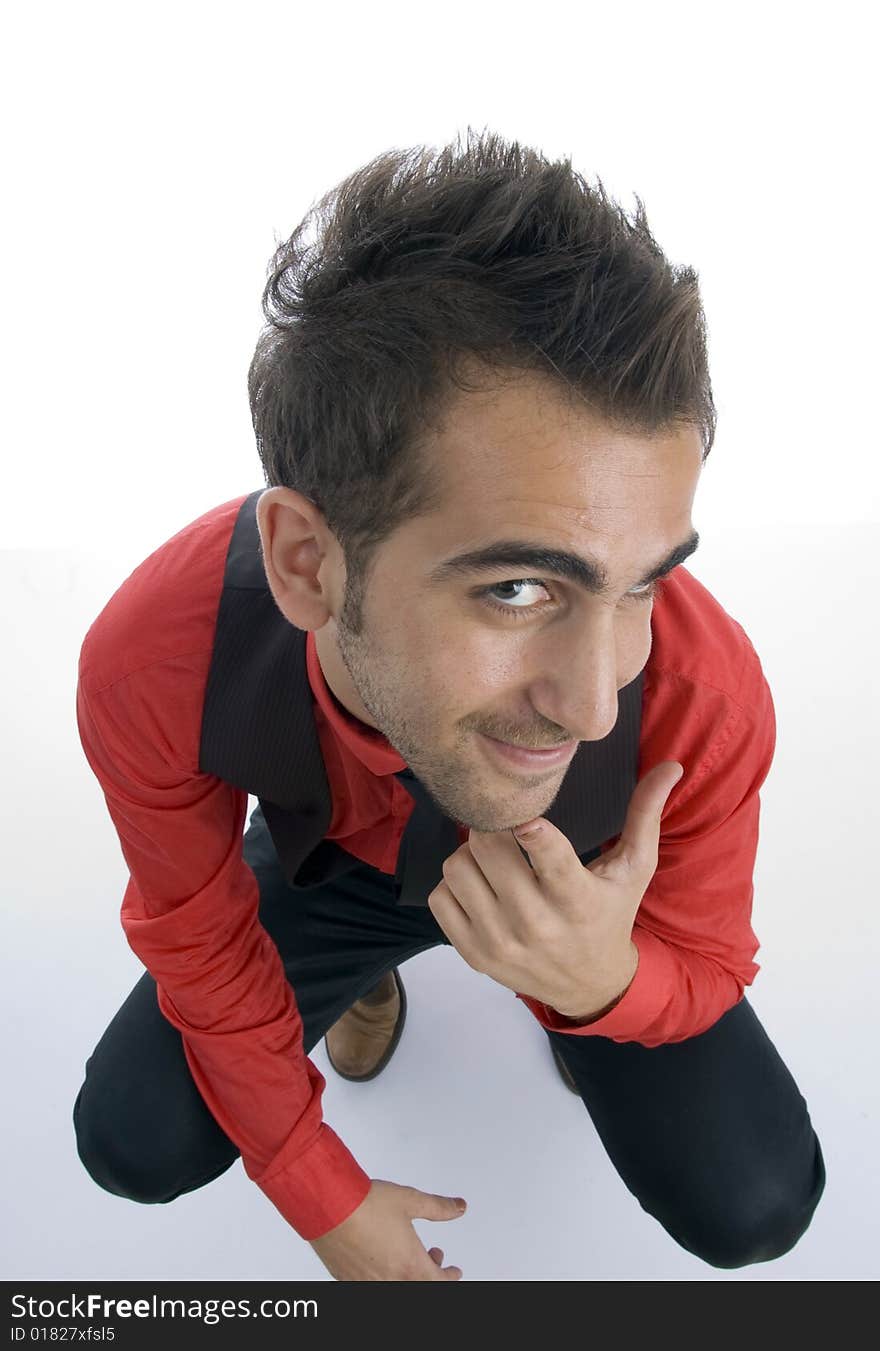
[405,1188,467,1222]
[579,760,684,880]
[627,759,684,818]
[621,759,684,869]
[653,759,685,800]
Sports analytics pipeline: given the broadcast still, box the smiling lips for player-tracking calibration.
[478,732,578,771]
[501,740,569,751]
[485,731,573,751]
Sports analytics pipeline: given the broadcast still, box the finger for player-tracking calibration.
[428,1247,443,1264]
[426,885,485,971]
[422,1247,462,1281]
[596,761,683,876]
[406,1188,467,1222]
[625,761,683,869]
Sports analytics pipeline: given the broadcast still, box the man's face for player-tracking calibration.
[260,368,704,834]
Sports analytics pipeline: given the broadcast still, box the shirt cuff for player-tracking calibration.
[250,1122,373,1241]
[515,925,678,1041]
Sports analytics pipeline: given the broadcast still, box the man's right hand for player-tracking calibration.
[309,1179,467,1281]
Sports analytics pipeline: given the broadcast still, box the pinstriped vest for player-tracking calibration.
[198,490,643,892]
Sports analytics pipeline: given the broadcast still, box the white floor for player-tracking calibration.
[2,524,876,1281]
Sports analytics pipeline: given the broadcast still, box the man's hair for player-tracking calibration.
[248,127,715,623]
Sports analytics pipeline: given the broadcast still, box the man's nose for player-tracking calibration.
[530,636,622,743]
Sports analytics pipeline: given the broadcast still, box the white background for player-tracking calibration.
[2,0,877,1281]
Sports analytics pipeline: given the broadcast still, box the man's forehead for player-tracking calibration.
[427,424,702,533]
[430,375,703,480]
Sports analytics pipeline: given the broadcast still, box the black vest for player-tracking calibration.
[198,490,643,894]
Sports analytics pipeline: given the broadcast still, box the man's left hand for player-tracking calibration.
[427,759,684,1020]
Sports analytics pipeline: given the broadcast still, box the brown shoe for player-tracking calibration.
[324,968,407,1082]
[550,1039,580,1094]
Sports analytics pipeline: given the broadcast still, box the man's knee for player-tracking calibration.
[674,1139,827,1269]
[73,1079,169,1203]
[72,1078,235,1206]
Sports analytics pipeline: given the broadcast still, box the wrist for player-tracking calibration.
[552,941,639,1025]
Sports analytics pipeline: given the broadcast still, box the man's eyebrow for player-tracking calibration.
[426,529,701,596]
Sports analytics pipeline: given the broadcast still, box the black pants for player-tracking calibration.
[73,805,826,1270]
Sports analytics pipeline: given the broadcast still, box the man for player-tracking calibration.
[72,130,826,1280]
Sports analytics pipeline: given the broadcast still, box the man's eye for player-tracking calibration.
[474,577,663,620]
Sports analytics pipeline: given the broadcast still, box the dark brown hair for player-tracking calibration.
[248,127,715,623]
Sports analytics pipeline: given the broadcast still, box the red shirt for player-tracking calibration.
[76,494,775,1241]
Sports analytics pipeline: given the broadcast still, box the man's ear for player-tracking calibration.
[256,487,341,630]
